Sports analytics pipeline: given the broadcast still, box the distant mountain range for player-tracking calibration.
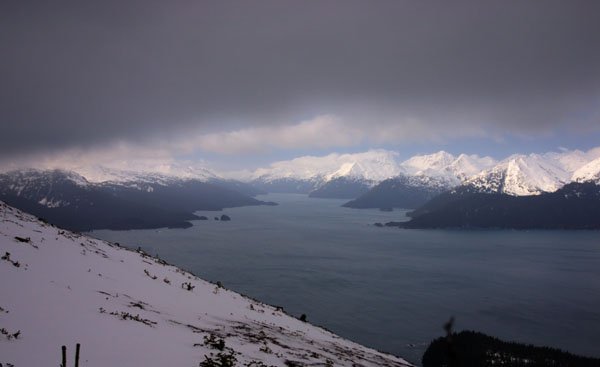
[249,150,403,197]
[463,149,600,196]
[0,168,273,231]
[3,146,600,231]
[248,150,498,200]
[244,147,600,207]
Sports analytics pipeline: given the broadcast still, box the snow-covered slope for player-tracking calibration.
[0,202,410,367]
[253,150,402,183]
[445,154,498,182]
[74,163,220,184]
[399,151,455,177]
[250,150,404,195]
[250,150,497,196]
[398,152,496,189]
[0,169,91,208]
[465,149,600,196]
[572,156,600,184]
[341,153,497,209]
[0,169,269,231]
[0,161,222,186]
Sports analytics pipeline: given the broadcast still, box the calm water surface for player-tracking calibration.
[91,193,600,365]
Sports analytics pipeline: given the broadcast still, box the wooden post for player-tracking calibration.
[75,343,81,367]
[61,345,67,367]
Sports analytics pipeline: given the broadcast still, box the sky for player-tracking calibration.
[1,0,599,173]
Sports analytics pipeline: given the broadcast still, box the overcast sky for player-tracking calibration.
[1,0,599,171]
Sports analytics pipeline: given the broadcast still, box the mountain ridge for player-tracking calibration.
[250,150,498,198]
[0,169,273,231]
[383,181,600,229]
[247,147,600,200]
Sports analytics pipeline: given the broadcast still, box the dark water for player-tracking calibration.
[91,193,600,365]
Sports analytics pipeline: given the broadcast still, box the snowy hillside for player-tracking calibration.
[465,149,600,195]
[398,152,496,189]
[252,150,402,183]
[250,147,600,197]
[0,169,269,231]
[249,150,404,196]
[341,153,497,209]
[68,162,221,184]
[399,151,455,177]
[250,150,497,196]
[0,202,410,367]
[572,156,600,184]
[0,169,87,208]
[444,154,498,182]
[0,162,222,187]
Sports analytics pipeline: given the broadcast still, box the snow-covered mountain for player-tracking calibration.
[445,154,498,182]
[398,152,497,189]
[70,164,264,198]
[399,151,456,176]
[340,152,498,209]
[0,169,271,231]
[251,150,491,185]
[347,146,600,214]
[249,150,401,197]
[572,156,600,184]
[465,149,600,196]
[0,201,411,366]
[72,162,221,184]
[250,147,600,199]
[0,169,91,208]
[255,147,600,208]
[250,150,497,198]
[250,150,402,194]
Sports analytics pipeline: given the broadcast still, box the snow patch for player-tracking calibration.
[0,201,411,367]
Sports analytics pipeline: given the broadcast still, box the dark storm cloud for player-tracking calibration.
[1,0,599,156]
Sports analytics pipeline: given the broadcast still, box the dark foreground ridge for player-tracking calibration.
[422,330,600,367]
[384,181,600,229]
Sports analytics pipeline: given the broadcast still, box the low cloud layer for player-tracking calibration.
[1,1,599,161]
[189,113,490,154]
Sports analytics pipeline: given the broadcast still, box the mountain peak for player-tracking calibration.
[466,151,575,196]
[250,147,600,197]
[252,149,402,183]
[572,156,600,184]
[400,151,456,175]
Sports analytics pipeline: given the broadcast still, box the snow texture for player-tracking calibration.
[572,157,600,184]
[466,148,600,195]
[6,147,600,198]
[251,150,497,192]
[0,201,411,367]
[250,147,600,196]
[74,163,221,184]
[252,150,403,183]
